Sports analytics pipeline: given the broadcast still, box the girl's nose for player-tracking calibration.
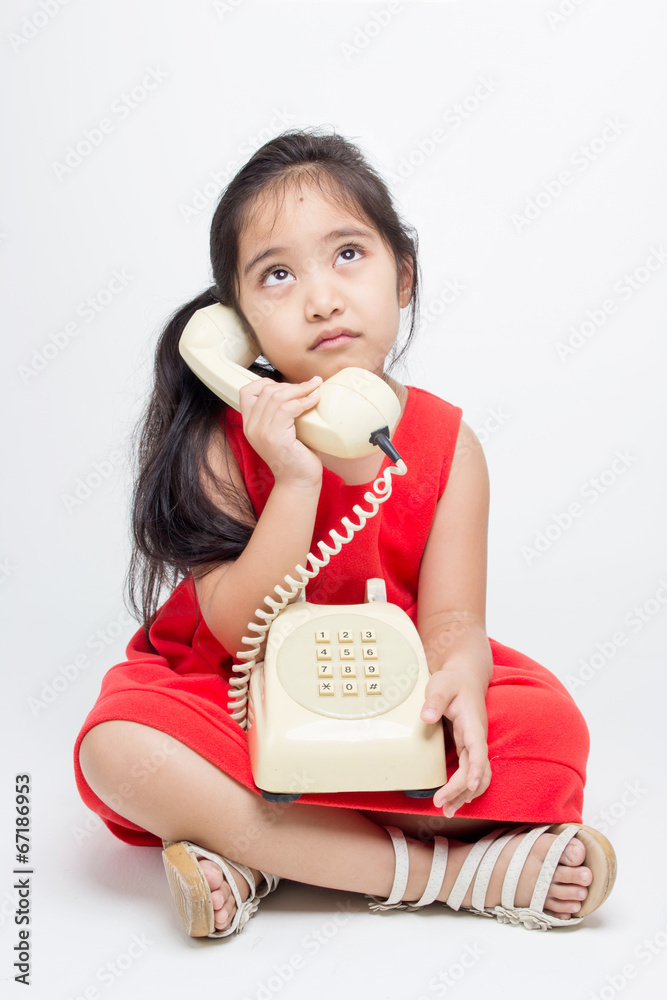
[303,274,345,321]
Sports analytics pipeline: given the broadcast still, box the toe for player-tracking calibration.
[198,858,223,891]
[561,838,586,866]
[548,881,588,902]
[553,862,592,887]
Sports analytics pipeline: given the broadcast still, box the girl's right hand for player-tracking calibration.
[238,376,324,490]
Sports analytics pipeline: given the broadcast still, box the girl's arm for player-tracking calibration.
[194,377,325,659]
[416,419,494,817]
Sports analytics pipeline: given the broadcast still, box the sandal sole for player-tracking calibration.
[162,842,215,937]
[550,823,617,919]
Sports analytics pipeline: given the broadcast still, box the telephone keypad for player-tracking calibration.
[277,611,419,720]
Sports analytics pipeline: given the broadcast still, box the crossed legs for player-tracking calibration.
[78,721,594,933]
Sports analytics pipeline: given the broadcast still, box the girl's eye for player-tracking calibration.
[338,244,364,263]
[263,267,294,287]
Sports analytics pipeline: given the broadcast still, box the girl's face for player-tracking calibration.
[235,179,413,384]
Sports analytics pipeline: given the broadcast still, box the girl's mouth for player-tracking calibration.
[312,333,358,351]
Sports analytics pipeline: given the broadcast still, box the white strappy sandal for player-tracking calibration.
[366,823,616,931]
[162,840,281,938]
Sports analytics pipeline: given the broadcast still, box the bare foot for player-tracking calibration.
[437,830,592,918]
[198,858,266,932]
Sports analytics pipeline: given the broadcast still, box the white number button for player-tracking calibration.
[342,681,358,696]
[316,645,332,660]
[362,646,378,659]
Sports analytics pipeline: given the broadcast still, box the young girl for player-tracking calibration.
[74,127,616,939]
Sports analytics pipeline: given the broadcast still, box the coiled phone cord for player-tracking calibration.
[227,432,406,730]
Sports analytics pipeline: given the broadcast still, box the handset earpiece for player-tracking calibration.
[179,304,402,459]
[178,302,260,409]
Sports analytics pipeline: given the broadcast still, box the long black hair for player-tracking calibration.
[125,126,421,643]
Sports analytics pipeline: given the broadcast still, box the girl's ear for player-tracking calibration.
[398,258,414,308]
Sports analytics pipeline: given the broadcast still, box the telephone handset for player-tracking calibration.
[179,303,447,803]
[178,303,402,459]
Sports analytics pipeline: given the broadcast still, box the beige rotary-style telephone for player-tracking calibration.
[179,304,447,802]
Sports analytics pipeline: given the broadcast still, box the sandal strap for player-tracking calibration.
[500,824,550,908]
[446,826,509,911]
[469,825,531,912]
[180,840,280,937]
[367,826,410,911]
[529,824,581,911]
[405,836,449,909]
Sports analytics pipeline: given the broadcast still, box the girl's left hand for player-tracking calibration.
[420,669,492,818]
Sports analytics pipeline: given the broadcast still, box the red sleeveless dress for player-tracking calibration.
[73,386,589,846]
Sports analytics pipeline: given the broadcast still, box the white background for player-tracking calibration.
[1,1,666,997]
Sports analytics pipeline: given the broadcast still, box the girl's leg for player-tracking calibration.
[79,721,594,933]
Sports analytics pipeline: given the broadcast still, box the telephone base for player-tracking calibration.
[402,787,441,798]
[258,787,441,803]
[259,790,301,803]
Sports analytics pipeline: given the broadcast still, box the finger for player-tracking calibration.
[434,752,471,810]
[245,377,322,426]
[436,758,493,815]
[239,375,322,420]
[420,680,455,724]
